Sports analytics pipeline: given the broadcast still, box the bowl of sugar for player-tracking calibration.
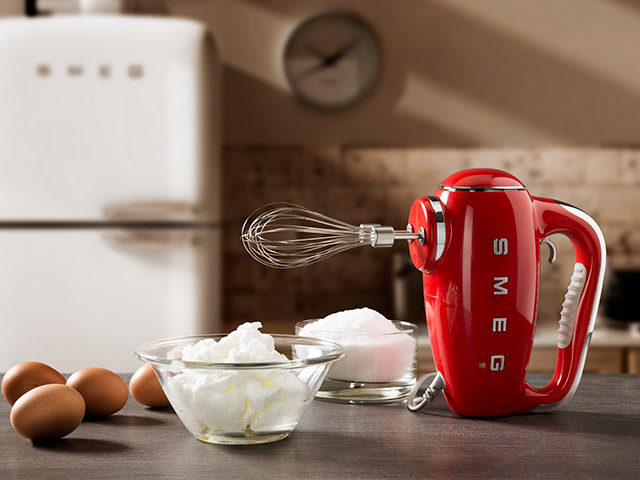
[296,308,418,404]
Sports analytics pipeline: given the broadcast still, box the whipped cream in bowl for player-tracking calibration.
[135,322,344,445]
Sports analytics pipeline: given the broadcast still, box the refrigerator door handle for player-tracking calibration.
[102,230,197,249]
[101,201,219,249]
[102,201,200,222]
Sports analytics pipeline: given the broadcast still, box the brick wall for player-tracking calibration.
[222,147,640,333]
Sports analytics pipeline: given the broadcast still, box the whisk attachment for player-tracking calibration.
[241,203,424,269]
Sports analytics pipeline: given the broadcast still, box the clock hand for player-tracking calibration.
[323,37,360,66]
[297,37,362,80]
[306,44,329,60]
[297,62,330,80]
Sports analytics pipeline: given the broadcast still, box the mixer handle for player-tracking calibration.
[522,198,606,412]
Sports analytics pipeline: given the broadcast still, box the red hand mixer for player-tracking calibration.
[241,169,606,417]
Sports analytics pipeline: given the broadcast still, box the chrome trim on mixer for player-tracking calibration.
[541,236,558,264]
[402,224,425,245]
[439,185,526,192]
[427,196,446,261]
[418,226,426,246]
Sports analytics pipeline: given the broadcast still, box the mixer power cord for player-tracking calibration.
[407,371,446,411]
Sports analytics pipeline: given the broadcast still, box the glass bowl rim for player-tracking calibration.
[135,333,346,371]
[295,319,418,337]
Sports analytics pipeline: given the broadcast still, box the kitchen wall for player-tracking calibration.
[5,0,638,145]
[172,0,640,146]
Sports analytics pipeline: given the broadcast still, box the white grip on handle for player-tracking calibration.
[557,263,587,348]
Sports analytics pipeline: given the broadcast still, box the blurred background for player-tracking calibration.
[1,0,638,372]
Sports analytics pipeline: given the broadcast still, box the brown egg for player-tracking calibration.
[66,367,128,417]
[2,361,66,406]
[129,364,170,408]
[10,384,85,441]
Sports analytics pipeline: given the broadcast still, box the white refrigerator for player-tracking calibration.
[0,14,221,372]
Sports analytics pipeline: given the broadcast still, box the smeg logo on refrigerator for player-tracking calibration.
[35,63,144,79]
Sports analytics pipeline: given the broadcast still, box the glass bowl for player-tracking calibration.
[135,334,345,445]
[295,319,418,404]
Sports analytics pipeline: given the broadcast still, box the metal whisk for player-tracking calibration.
[241,203,424,269]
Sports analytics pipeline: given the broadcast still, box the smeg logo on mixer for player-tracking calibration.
[493,238,508,255]
[488,237,509,373]
[35,63,145,79]
[493,237,509,295]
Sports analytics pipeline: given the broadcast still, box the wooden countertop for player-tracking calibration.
[1,374,639,479]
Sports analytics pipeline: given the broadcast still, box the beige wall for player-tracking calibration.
[4,0,640,145]
[174,0,640,146]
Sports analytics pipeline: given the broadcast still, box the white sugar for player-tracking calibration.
[312,307,400,334]
[298,308,416,383]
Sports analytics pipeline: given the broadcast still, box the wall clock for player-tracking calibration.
[283,12,380,110]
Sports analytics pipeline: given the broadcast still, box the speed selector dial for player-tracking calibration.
[407,196,446,273]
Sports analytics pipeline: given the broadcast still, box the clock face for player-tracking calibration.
[283,13,380,110]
